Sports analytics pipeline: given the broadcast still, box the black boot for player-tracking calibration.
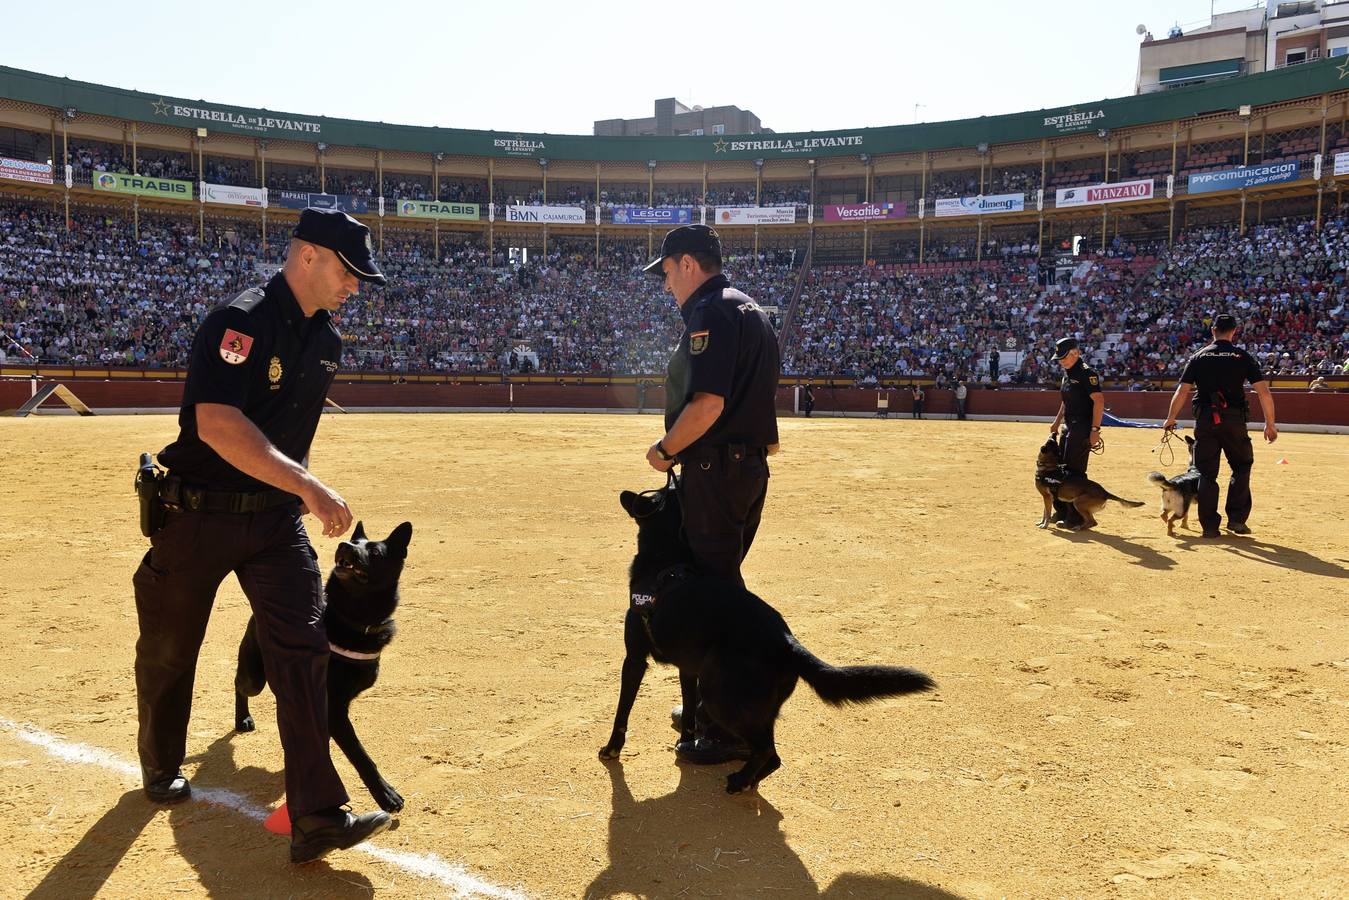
[290,806,392,864]
[144,772,191,804]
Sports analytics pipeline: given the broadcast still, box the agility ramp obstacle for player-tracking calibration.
[7,383,95,417]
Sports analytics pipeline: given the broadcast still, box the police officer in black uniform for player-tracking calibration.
[1163,314,1279,537]
[642,224,781,764]
[1047,338,1104,528]
[134,209,391,863]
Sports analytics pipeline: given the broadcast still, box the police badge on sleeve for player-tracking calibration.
[219,329,254,365]
[690,330,710,355]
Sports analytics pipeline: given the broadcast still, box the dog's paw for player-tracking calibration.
[725,772,755,794]
[235,716,255,733]
[1036,521,1048,529]
[372,782,404,813]
[598,743,623,761]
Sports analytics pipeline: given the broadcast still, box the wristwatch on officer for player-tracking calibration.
[1091,427,1101,432]
[655,441,674,461]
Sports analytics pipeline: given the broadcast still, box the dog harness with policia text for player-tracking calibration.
[629,563,694,652]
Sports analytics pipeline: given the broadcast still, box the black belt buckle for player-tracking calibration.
[183,487,205,511]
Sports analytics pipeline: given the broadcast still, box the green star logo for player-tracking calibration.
[151,98,170,116]
[713,138,728,154]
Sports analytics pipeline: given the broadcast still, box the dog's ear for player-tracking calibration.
[1184,435,1195,446]
[352,521,366,541]
[619,490,640,517]
[386,522,412,557]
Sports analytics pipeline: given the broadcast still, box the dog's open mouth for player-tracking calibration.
[334,558,367,581]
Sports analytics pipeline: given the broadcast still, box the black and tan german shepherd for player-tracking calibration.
[1035,436,1144,530]
[1148,435,1201,536]
[234,521,412,813]
[599,482,934,795]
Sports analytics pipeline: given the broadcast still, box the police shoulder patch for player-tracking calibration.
[1089,375,1099,385]
[219,328,254,365]
[689,330,710,355]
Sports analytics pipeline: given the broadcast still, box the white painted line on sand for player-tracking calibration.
[0,717,527,899]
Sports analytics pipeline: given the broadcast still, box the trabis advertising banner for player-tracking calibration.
[1186,161,1300,194]
[397,199,480,221]
[612,206,694,225]
[933,193,1025,217]
[92,172,194,200]
[714,206,797,225]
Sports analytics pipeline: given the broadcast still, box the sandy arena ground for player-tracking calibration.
[1,413,1346,899]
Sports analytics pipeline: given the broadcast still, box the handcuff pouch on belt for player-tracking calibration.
[134,452,167,538]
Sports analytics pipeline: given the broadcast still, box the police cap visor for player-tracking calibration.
[643,225,722,276]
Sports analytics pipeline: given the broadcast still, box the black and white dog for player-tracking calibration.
[1148,435,1201,536]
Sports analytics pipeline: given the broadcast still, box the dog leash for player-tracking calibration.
[1089,433,1106,456]
[1150,429,1176,467]
[633,470,680,519]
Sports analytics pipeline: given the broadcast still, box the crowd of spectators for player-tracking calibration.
[1,197,1343,381]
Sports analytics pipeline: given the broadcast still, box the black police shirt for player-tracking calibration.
[158,272,341,491]
[1060,359,1102,421]
[664,273,780,449]
[1179,339,1264,414]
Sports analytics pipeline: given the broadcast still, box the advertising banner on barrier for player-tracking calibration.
[506,205,586,223]
[1,157,53,184]
[1055,179,1154,208]
[1187,161,1300,194]
[933,193,1025,217]
[203,182,267,207]
[714,206,797,225]
[273,191,371,214]
[613,206,694,225]
[92,172,194,200]
[396,198,480,221]
[1336,152,1349,177]
[823,201,906,222]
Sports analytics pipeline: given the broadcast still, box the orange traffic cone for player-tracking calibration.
[1276,458,1289,465]
[264,802,291,835]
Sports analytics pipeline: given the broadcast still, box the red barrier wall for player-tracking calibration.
[4,380,1348,427]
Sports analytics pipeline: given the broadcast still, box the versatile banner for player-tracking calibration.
[823,201,906,222]
[934,193,1025,217]
[714,206,797,225]
[506,205,586,224]
[203,182,267,207]
[273,191,371,214]
[1055,179,1155,208]
[397,199,480,221]
[0,157,52,184]
[1187,161,1300,194]
[91,172,193,200]
[613,206,694,225]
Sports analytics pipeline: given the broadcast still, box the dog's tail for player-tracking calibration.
[788,636,935,707]
[1147,471,1172,488]
[1104,490,1146,508]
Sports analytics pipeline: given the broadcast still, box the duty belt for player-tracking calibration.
[159,476,298,514]
[677,443,767,463]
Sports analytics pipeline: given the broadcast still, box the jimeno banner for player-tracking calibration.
[1186,161,1300,194]
[273,191,371,214]
[823,202,907,222]
[934,193,1025,217]
[1,157,52,184]
[92,172,193,200]
[1055,179,1154,208]
[203,183,267,207]
[506,205,587,224]
[714,206,797,225]
[612,206,694,225]
[397,199,480,221]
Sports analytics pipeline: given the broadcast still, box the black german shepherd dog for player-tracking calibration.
[600,482,935,794]
[235,521,412,813]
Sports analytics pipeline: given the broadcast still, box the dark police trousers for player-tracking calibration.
[677,445,769,589]
[133,504,348,817]
[1054,421,1092,525]
[1194,410,1254,531]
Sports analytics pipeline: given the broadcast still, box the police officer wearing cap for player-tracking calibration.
[1047,338,1104,528]
[643,224,781,764]
[1163,314,1278,537]
[134,208,392,863]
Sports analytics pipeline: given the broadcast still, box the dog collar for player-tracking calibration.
[329,642,381,661]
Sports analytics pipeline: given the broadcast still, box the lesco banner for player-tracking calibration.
[823,201,907,222]
[613,206,693,225]
[203,182,267,207]
[92,172,193,200]
[397,199,480,221]
[506,205,587,224]
[1336,152,1349,177]
[714,206,797,225]
[1055,179,1155,208]
[274,191,371,214]
[0,157,53,184]
[1187,161,1300,194]
[933,193,1025,217]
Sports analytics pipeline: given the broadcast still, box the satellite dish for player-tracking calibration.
[1136,24,1147,35]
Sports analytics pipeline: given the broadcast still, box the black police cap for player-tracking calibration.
[293,208,386,285]
[643,224,722,276]
[1213,313,1238,332]
[1052,337,1079,359]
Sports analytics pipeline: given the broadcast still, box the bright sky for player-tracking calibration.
[1,0,1265,135]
